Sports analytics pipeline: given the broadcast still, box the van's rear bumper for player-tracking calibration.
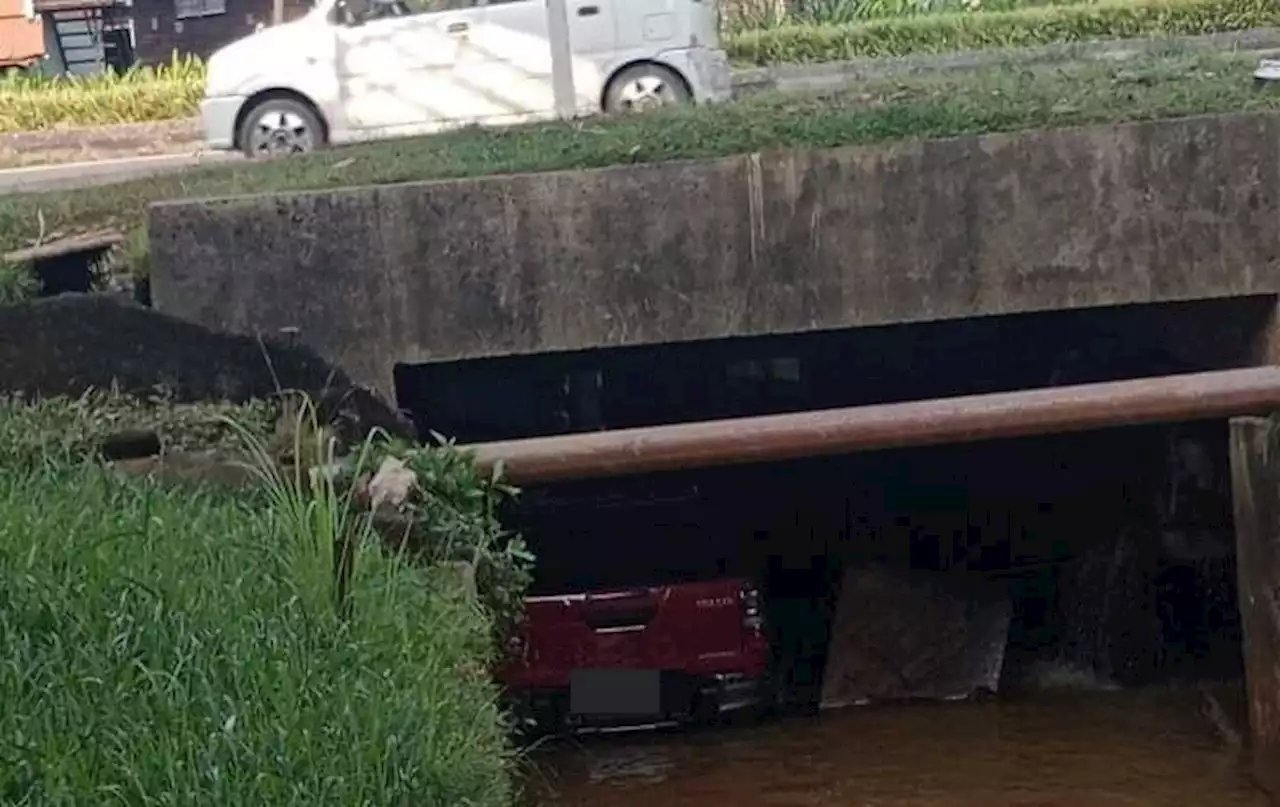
[660,47,732,105]
[507,671,766,735]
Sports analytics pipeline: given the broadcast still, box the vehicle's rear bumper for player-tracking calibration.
[660,47,732,105]
[507,671,765,735]
[201,95,245,151]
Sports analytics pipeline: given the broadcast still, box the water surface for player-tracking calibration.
[530,688,1264,807]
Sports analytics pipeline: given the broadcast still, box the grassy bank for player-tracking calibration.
[0,50,1271,286]
[727,0,1280,63]
[0,0,1274,132]
[0,394,528,805]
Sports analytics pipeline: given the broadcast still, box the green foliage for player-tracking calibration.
[122,227,150,282]
[725,0,1280,63]
[358,436,535,644]
[0,260,36,305]
[228,392,534,644]
[0,466,517,806]
[0,393,523,806]
[727,0,1099,30]
[0,54,205,133]
[0,389,277,470]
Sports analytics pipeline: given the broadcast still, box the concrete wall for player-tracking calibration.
[149,111,1280,398]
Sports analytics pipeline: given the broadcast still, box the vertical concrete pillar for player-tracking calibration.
[1228,416,1280,801]
[1250,295,1280,367]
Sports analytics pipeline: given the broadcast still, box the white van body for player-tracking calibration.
[1258,58,1280,83]
[200,0,731,154]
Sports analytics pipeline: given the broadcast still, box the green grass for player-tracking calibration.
[725,0,1280,62]
[0,395,524,806]
[0,51,1273,284]
[0,390,278,470]
[0,259,36,304]
[722,0,1091,27]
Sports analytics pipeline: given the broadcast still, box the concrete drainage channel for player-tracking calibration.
[2,27,1280,194]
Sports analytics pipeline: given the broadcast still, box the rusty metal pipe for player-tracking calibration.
[464,367,1280,485]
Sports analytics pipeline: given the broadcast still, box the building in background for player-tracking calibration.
[0,0,310,74]
[0,0,49,70]
[127,0,309,63]
[39,0,132,75]
[0,0,134,75]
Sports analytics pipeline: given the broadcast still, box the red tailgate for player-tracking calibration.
[501,578,766,689]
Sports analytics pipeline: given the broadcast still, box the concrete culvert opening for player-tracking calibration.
[394,296,1273,744]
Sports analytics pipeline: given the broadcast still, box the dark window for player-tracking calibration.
[174,0,226,18]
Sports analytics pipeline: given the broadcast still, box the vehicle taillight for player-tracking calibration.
[740,583,763,634]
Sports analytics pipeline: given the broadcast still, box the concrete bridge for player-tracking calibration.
[150,111,1280,399]
[149,109,1280,798]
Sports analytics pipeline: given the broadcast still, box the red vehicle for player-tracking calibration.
[493,475,774,734]
[498,576,770,734]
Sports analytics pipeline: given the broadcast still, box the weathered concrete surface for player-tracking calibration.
[150,111,1280,397]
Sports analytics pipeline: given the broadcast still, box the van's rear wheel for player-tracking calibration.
[238,97,324,159]
[604,63,691,113]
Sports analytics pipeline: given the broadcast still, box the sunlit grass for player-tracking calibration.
[0,55,205,133]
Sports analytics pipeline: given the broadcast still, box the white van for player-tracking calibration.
[200,0,732,158]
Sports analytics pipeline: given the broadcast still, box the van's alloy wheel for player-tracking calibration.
[605,64,691,113]
[239,98,323,158]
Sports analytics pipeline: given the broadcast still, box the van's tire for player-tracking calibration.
[603,63,691,113]
[237,96,325,159]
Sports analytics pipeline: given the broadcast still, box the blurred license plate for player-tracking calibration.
[570,669,662,716]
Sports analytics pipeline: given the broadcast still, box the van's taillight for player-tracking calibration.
[741,584,763,633]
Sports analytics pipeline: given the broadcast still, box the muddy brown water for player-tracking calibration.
[527,688,1266,807]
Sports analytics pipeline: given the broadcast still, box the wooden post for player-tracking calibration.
[272,0,284,25]
[1228,416,1280,801]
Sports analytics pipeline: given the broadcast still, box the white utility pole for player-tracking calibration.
[546,0,575,119]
